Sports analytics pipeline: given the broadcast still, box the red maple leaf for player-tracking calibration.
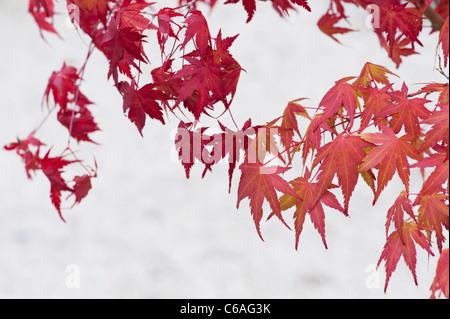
[385,192,417,244]
[376,0,424,55]
[379,35,418,68]
[207,119,253,191]
[175,121,213,179]
[71,174,94,207]
[312,134,372,214]
[28,0,59,38]
[439,17,449,67]
[118,81,169,136]
[417,193,449,253]
[279,99,310,151]
[386,82,431,139]
[280,169,345,249]
[419,103,449,152]
[4,132,44,179]
[181,10,211,57]
[117,0,153,30]
[56,105,100,143]
[173,55,225,119]
[225,0,310,23]
[314,78,358,132]
[40,150,76,222]
[237,161,300,240]
[359,125,421,203]
[317,12,354,44]
[410,153,450,204]
[430,249,449,299]
[378,222,434,293]
[100,16,148,84]
[358,85,393,131]
[44,63,92,109]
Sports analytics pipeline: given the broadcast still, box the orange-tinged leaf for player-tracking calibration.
[353,62,397,89]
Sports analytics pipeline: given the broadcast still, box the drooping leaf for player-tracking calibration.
[118,81,168,135]
[378,222,434,293]
[417,194,449,253]
[359,125,421,203]
[430,249,449,299]
[237,161,299,240]
[312,134,372,214]
[314,78,358,132]
[280,170,345,250]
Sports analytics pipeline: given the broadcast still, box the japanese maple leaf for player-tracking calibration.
[379,35,418,68]
[44,63,91,109]
[173,55,225,120]
[269,0,311,18]
[353,62,397,89]
[430,249,449,299]
[118,81,168,136]
[359,125,421,203]
[419,103,449,152]
[150,8,183,51]
[279,99,310,150]
[117,0,153,30]
[417,194,449,253]
[317,12,354,44]
[175,121,213,179]
[225,0,310,22]
[237,161,299,240]
[40,150,76,222]
[101,16,148,84]
[181,10,211,57]
[312,134,372,214]
[225,0,257,22]
[358,85,393,131]
[439,17,449,67]
[279,170,345,250]
[301,115,333,165]
[376,0,424,55]
[378,222,434,293]
[385,192,417,244]
[387,83,431,139]
[71,174,94,207]
[57,106,100,143]
[314,78,358,132]
[207,119,253,191]
[4,133,44,179]
[28,0,59,38]
[409,153,450,204]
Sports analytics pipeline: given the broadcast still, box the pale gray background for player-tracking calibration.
[0,0,446,298]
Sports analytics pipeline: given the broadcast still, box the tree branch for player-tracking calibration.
[409,0,445,30]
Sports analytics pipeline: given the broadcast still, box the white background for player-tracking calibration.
[0,0,446,298]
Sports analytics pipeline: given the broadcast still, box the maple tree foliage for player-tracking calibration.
[5,0,449,298]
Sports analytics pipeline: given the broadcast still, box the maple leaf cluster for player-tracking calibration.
[4,132,96,222]
[5,0,449,298]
